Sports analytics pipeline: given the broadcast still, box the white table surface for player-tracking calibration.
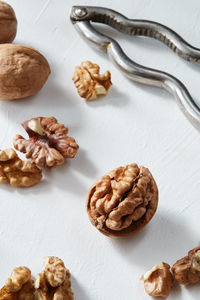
[1,0,200,299]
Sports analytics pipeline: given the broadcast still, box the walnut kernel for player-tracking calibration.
[13,117,79,168]
[72,61,112,101]
[141,263,174,298]
[87,163,158,237]
[172,246,200,285]
[0,148,42,187]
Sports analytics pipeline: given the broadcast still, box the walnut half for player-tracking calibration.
[87,163,158,237]
[141,263,174,298]
[35,256,74,300]
[0,148,42,187]
[0,266,35,300]
[72,61,112,101]
[13,117,79,168]
[172,246,200,285]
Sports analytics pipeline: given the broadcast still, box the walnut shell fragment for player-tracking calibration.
[172,246,200,285]
[13,117,79,168]
[0,148,42,187]
[87,163,158,237]
[0,266,35,300]
[35,256,74,300]
[0,44,50,101]
[72,61,112,101]
[0,1,17,43]
[141,263,174,298]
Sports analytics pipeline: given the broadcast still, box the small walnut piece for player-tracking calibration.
[0,44,50,101]
[141,263,174,298]
[172,246,200,285]
[35,256,74,300]
[72,61,112,101]
[87,163,158,237]
[0,266,35,300]
[0,148,42,187]
[0,1,17,43]
[13,117,79,168]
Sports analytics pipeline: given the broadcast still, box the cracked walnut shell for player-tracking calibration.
[87,163,158,237]
[13,117,79,168]
[0,44,50,101]
[172,246,200,285]
[141,263,174,298]
[0,266,35,300]
[0,148,42,187]
[35,256,74,300]
[72,61,112,100]
[0,1,17,43]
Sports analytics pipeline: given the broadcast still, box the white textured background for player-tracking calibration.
[1,0,200,299]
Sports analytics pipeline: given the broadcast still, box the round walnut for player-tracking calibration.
[87,163,158,237]
[0,44,50,100]
[0,1,17,43]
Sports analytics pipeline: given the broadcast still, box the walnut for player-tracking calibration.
[72,61,112,100]
[87,163,158,237]
[172,246,200,285]
[0,148,42,187]
[0,266,35,300]
[0,44,50,101]
[141,263,174,298]
[13,117,79,168]
[0,1,17,43]
[35,256,74,300]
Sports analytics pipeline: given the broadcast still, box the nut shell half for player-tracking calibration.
[0,1,17,43]
[0,44,50,100]
[87,163,158,237]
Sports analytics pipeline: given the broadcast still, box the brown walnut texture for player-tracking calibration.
[0,1,17,43]
[0,148,42,187]
[13,117,79,168]
[35,256,74,300]
[72,61,112,100]
[141,262,174,298]
[0,266,35,300]
[87,163,158,237]
[0,44,50,100]
[172,246,200,285]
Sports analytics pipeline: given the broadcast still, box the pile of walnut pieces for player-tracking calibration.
[0,116,78,188]
[0,256,74,300]
[87,163,159,237]
[141,246,200,298]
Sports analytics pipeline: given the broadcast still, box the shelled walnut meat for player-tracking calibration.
[141,263,174,298]
[13,117,79,168]
[72,61,112,101]
[0,1,17,43]
[172,246,200,285]
[0,148,42,187]
[0,44,50,100]
[35,256,74,300]
[87,163,158,237]
[0,266,35,300]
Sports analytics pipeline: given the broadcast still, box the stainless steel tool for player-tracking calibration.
[70,6,200,130]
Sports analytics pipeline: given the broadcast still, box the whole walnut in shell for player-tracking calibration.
[0,1,17,43]
[87,163,158,237]
[0,44,50,100]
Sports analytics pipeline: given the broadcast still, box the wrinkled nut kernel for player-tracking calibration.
[72,61,112,101]
[0,148,42,187]
[141,263,174,298]
[0,266,35,300]
[0,1,17,43]
[87,163,158,237]
[35,256,74,300]
[172,246,200,285]
[0,44,50,101]
[13,117,79,168]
